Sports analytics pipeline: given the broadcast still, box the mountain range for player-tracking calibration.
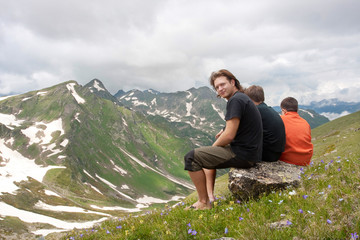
[115,86,330,130]
[0,80,213,237]
[0,78,352,238]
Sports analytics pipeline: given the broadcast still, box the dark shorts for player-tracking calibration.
[184,145,255,172]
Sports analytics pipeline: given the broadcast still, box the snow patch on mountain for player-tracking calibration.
[34,200,110,216]
[44,189,61,197]
[133,100,148,106]
[186,102,193,116]
[95,174,134,201]
[21,118,64,145]
[0,201,108,236]
[299,109,314,118]
[0,138,65,195]
[37,91,47,96]
[0,113,24,129]
[90,204,144,213]
[212,104,225,119]
[136,195,184,204]
[93,80,105,92]
[151,98,157,106]
[66,83,85,104]
[186,91,193,99]
[22,96,33,101]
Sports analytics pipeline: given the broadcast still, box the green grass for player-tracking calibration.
[62,111,360,239]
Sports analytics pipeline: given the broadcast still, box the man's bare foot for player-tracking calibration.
[188,200,212,210]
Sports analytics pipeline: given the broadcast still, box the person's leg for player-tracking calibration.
[203,168,216,202]
[184,146,235,209]
[188,170,212,209]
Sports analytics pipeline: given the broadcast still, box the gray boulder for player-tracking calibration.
[228,161,302,201]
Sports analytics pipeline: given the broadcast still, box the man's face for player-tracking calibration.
[214,76,236,100]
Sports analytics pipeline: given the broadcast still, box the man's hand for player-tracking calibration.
[212,117,240,147]
[215,129,224,139]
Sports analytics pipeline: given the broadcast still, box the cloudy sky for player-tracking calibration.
[1,0,359,106]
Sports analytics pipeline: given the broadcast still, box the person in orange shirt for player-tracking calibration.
[279,97,313,166]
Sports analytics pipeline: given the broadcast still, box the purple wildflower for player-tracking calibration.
[328,184,331,189]
[287,220,292,225]
[327,219,332,224]
[337,156,341,159]
[188,229,192,234]
[247,208,250,212]
[321,160,324,163]
[303,195,309,199]
[298,209,303,214]
[338,168,341,171]
[106,230,110,234]
[116,225,122,229]
[187,223,191,228]
[351,232,359,239]
[239,217,244,221]
[192,230,197,235]
[225,227,229,234]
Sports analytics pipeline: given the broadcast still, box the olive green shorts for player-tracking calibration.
[184,145,255,172]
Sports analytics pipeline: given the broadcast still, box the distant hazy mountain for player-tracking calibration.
[300,99,360,120]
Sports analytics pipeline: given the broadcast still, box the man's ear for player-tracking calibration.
[230,79,235,86]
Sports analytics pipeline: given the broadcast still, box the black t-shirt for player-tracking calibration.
[225,91,263,162]
[257,102,285,153]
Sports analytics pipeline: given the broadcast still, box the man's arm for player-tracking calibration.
[212,117,240,147]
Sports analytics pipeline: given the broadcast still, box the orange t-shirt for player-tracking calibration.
[279,112,313,166]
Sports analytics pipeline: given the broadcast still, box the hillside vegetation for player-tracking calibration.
[61,111,360,240]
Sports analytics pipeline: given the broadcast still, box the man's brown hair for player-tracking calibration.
[281,97,298,112]
[209,69,244,93]
[244,85,265,103]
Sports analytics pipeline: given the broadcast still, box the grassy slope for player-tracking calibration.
[61,111,360,240]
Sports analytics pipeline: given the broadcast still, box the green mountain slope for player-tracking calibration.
[64,111,360,240]
[0,80,215,238]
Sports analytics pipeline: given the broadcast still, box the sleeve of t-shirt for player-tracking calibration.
[225,97,244,121]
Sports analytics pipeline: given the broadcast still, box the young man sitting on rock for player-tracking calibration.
[245,85,286,162]
[279,97,313,166]
[184,69,263,210]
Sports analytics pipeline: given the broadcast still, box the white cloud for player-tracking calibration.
[0,0,359,105]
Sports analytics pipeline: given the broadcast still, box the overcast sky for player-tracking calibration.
[1,0,359,106]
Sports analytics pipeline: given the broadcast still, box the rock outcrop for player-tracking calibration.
[228,161,302,201]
